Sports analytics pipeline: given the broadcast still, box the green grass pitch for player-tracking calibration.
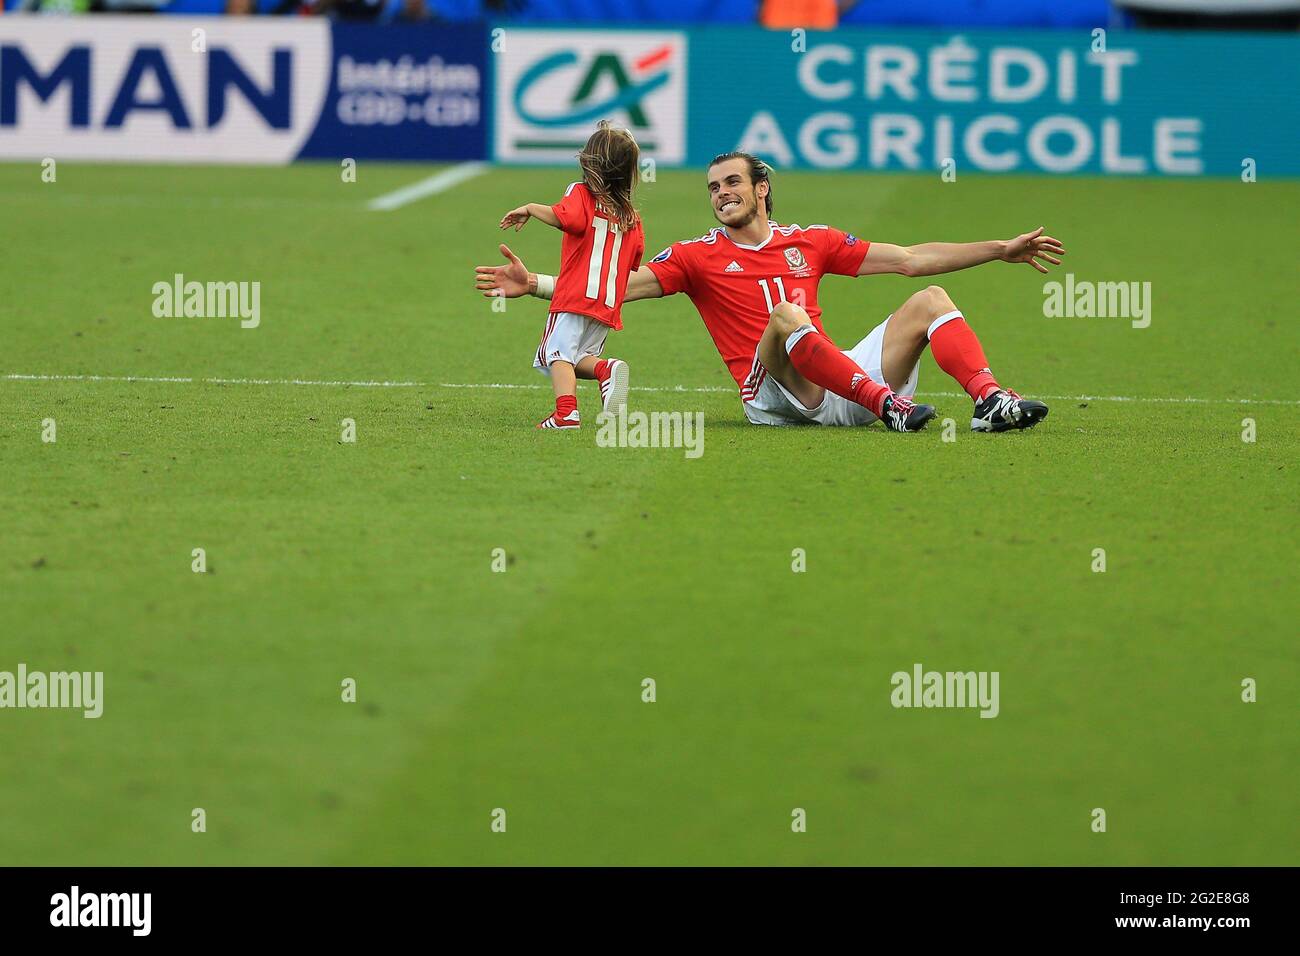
[0,161,1296,866]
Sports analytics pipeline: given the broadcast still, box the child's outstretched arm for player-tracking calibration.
[499,203,561,232]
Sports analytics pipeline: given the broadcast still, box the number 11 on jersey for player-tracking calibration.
[586,217,624,309]
[758,276,787,312]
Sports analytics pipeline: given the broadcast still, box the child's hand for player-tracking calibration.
[499,206,532,232]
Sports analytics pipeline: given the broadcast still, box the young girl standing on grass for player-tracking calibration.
[498,121,645,429]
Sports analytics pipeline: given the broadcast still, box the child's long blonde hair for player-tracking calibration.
[578,121,640,233]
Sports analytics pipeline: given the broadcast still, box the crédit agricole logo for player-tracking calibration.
[495,31,686,164]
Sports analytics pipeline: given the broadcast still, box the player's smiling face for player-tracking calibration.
[708,159,766,229]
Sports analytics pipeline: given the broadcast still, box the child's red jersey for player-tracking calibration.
[550,182,645,331]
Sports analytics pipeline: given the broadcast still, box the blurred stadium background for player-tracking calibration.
[8,0,1300,29]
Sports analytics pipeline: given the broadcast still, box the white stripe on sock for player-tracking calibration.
[784,324,818,355]
[927,310,964,339]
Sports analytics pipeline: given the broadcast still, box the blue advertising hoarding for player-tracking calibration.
[490,25,1300,177]
[2,16,1296,176]
[684,28,1300,176]
[299,23,486,162]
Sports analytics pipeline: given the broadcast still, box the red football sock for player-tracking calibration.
[591,359,612,381]
[928,312,1000,402]
[555,394,577,416]
[786,326,891,417]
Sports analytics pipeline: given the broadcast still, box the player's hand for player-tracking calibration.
[499,206,531,232]
[474,243,530,299]
[1003,227,1065,274]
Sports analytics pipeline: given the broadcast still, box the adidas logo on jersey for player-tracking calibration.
[724,261,744,273]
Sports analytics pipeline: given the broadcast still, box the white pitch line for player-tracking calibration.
[366,162,488,212]
[4,373,426,388]
[4,373,1300,406]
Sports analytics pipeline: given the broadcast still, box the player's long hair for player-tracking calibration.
[578,121,640,233]
[708,151,774,219]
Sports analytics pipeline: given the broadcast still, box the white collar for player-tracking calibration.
[723,221,775,251]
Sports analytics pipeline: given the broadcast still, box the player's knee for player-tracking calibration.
[768,300,810,335]
[911,284,955,315]
[925,283,956,310]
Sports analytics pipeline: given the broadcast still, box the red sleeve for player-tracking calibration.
[551,182,592,236]
[645,241,694,296]
[821,227,870,277]
[630,231,645,273]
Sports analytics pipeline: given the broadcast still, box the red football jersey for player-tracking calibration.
[550,182,645,331]
[646,221,870,395]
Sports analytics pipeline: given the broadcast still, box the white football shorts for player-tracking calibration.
[741,315,920,427]
[533,311,609,374]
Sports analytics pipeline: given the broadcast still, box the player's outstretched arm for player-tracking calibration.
[474,244,533,299]
[858,227,1065,277]
[998,227,1066,274]
[623,265,665,302]
[473,245,665,303]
